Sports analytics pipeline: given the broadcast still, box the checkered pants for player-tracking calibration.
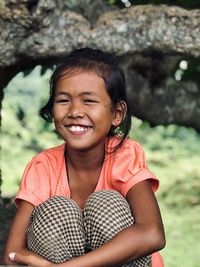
[27,190,151,266]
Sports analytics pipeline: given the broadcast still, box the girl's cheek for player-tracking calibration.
[52,106,62,117]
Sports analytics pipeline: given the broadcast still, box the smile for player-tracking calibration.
[66,125,91,133]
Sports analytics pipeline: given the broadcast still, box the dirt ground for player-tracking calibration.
[0,198,17,263]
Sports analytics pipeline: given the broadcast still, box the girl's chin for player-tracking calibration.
[64,139,105,153]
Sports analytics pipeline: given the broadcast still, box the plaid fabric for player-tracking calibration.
[27,190,151,266]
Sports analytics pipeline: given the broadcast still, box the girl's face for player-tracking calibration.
[52,70,124,152]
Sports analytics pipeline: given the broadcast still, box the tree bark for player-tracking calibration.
[121,53,200,130]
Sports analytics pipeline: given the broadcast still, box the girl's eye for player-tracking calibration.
[55,99,69,103]
[84,99,97,104]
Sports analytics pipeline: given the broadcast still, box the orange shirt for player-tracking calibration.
[15,137,159,207]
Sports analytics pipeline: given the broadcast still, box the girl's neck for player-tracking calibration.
[65,143,105,171]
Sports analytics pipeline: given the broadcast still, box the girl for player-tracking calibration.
[3,48,165,267]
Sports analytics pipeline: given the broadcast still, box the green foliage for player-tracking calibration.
[1,67,61,195]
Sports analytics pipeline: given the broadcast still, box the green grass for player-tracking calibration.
[160,204,200,267]
[160,184,200,267]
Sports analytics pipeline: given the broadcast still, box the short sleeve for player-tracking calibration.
[110,139,159,196]
[15,154,51,207]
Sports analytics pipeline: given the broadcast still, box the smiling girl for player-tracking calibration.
[3,48,165,267]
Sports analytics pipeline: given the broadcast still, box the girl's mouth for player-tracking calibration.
[66,125,91,133]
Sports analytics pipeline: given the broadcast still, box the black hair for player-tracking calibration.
[40,47,131,150]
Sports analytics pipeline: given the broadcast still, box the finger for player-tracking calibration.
[9,252,52,267]
[9,252,16,261]
[9,252,30,265]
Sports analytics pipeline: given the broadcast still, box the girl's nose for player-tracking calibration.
[67,102,85,118]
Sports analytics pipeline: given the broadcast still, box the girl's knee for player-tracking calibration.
[29,196,83,227]
[84,190,134,249]
[86,190,123,203]
[27,196,85,263]
[84,190,134,222]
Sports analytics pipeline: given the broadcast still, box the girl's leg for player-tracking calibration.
[83,190,151,267]
[27,196,86,263]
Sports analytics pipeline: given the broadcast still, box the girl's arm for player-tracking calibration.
[2,200,50,265]
[10,180,166,267]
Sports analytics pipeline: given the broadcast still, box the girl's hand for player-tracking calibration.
[9,252,53,267]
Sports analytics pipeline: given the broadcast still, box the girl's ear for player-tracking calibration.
[112,101,127,127]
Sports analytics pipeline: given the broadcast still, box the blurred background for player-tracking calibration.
[0,0,200,266]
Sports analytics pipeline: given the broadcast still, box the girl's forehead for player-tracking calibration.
[56,69,106,87]
[58,68,100,80]
[54,70,110,97]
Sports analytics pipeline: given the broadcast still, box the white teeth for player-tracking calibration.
[68,126,89,132]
